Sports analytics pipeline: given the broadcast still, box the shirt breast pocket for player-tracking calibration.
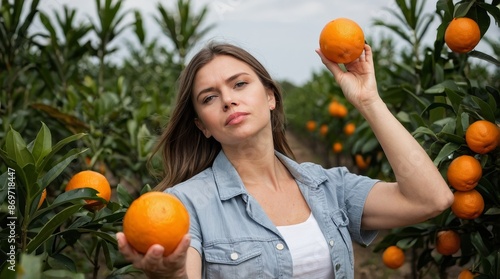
[204,241,264,279]
[331,209,354,266]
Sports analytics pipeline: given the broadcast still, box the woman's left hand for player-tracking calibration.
[316,44,380,111]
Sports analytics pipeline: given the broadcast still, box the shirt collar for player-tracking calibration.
[212,150,327,201]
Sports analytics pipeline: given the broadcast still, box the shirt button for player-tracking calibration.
[329,240,334,247]
[230,252,238,260]
[276,243,284,250]
[335,263,341,271]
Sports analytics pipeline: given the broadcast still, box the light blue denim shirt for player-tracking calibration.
[166,150,379,278]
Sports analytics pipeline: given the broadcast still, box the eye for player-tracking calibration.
[234,81,248,89]
[202,95,217,104]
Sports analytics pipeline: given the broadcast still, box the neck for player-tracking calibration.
[224,146,289,192]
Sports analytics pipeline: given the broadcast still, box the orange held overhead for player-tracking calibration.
[444,17,481,53]
[319,18,365,64]
[382,245,405,269]
[65,170,111,210]
[465,120,500,154]
[436,230,461,256]
[123,191,190,257]
[451,189,484,220]
[446,155,482,191]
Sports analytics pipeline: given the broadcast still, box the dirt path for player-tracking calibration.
[285,132,411,279]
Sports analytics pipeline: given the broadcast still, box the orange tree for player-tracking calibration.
[370,0,500,278]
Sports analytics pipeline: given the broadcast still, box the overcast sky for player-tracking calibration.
[36,0,499,85]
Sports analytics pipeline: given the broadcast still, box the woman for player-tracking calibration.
[116,42,453,278]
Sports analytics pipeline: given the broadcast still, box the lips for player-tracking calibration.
[225,112,249,125]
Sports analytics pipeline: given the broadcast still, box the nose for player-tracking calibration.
[222,94,238,111]
[223,101,238,111]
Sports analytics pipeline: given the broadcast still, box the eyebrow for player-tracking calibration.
[196,72,250,100]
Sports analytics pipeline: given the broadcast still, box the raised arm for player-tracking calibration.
[316,45,454,229]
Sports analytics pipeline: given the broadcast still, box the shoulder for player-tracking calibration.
[165,168,218,204]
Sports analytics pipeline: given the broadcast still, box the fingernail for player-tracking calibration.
[153,247,163,257]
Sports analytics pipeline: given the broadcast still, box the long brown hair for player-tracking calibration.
[152,42,295,191]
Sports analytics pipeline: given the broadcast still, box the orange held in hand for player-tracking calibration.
[382,245,405,269]
[123,191,190,257]
[444,17,481,53]
[465,120,500,154]
[436,230,461,256]
[319,18,365,64]
[451,189,484,220]
[65,170,111,210]
[446,155,482,191]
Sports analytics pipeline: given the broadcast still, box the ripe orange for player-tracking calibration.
[37,189,47,209]
[355,154,371,171]
[65,170,111,209]
[382,245,405,269]
[444,17,481,53]
[451,189,484,220]
[319,124,328,136]
[436,230,461,256]
[123,192,190,256]
[465,120,500,154]
[446,155,482,191]
[306,120,317,132]
[332,142,342,153]
[458,269,477,279]
[328,101,348,118]
[319,18,365,64]
[344,123,356,136]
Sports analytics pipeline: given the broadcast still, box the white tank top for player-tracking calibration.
[276,214,334,278]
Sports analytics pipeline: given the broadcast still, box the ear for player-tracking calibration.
[194,118,212,138]
[266,88,276,109]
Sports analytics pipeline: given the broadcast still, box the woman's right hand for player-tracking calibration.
[116,232,191,279]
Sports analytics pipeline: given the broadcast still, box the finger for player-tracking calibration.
[140,245,167,271]
[116,232,142,262]
[363,44,372,62]
[315,49,344,78]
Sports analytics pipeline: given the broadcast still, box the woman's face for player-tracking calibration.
[192,55,276,146]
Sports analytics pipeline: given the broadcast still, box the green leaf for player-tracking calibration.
[72,228,117,244]
[38,148,88,188]
[32,188,102,220]
[433,142,460,166]
[412,126,438,140]
[51,188,103,207]
[454,0,474,17]
[30,122,52,167]
[101,239,115,270]
[116,184,134,207]
[471,231,490,258]
[361,137,379,154]
[46,254,77,273]
[5,127,35,168]
[424,80,462,95]
[468,96,496,122]
[469,50,500,67]
[26,204,83,253]
[397,237,418,249]
[37,133,86,174]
